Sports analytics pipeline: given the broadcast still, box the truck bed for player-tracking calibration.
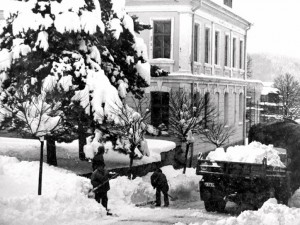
[196,159,287,178]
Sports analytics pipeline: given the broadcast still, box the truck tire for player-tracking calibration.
[215,199,226,213]
[204,201,215,212]
[204,200,226,213]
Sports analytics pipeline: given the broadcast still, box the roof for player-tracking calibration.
[261,82,279,95]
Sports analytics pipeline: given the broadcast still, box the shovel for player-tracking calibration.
[168,193,178,201]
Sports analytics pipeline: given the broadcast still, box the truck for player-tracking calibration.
[196,153,291,213]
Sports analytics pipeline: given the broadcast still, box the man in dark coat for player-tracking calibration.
[91,161,111,214]
[92,146,105,171]
[151,168,169,207]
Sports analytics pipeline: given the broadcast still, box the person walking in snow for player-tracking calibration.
[151,168,169,207]
[92,146,105,171]
[90,161,112,215]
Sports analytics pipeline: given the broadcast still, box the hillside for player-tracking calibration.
[250,53,300,82]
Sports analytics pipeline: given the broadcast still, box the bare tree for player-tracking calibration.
[273,73,300,119]
[0,90,63,195]
[198,121,236,148]
[96,99,151,178]
[169,89,216,173]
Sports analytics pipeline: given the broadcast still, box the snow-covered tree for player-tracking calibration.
[169,89,216,173]
[0,0,151,167]
[273,73,300,119]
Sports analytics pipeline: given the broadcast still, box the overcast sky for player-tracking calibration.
[234,0,300,59]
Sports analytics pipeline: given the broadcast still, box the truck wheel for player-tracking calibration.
[215,200,226,213]
[204,201,215,212]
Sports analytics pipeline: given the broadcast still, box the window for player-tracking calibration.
[215,92,220,120]
[194,24,199,62]
[239,93,243,122]
[234,93,237,124]
[232,37,236,68]
[214,31,219,65]
[224,92,229,124]
[151,92,169,127]
[153,21,171,59]
[204,92,210,128]
[239,40,244,69]
[205,28,210,64]
[224,35,229,66]
[224,0,232,8]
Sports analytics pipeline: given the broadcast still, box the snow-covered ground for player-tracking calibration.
[0,137,176,173]
[1,139,300,225]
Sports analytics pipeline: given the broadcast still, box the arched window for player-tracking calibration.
[224,92,229,124]
[239,93,243,122]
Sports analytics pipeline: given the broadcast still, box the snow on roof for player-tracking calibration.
[261,82,279,95]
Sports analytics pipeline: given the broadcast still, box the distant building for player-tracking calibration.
[126,0,252,155]
[259,82,283,122]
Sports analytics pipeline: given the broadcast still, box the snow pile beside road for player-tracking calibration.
[0,156,105,225]
[202,198,300,225]
[289,188,300,208]
[162,166,200,200]
[0,155,200,224]
[110,165,200,207]
[207,141,285,167]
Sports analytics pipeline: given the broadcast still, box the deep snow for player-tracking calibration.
[1,139,300,225]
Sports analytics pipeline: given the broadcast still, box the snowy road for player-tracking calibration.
[101,200,231,225]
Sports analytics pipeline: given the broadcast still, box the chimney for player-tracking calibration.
[223,0,232,8]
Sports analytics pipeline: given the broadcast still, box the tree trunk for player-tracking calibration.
[128,147,135,179]
[78,121,86,160]
[188,143,194,168]
[46,137,57,166]
[183,143,190,174]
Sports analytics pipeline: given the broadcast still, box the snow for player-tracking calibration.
[261,82,278,95]
[0,137,176,168]
[34,31,49,51]
[0,137,300,224]
[136,60,151,85]
[110,18,123,39]
[206,141,285,167]
[58,75,73,92]
[0,155,199,225]
[123,14,135,34]
[111,0,126,19]
[0,155,105,225]
[202,198,300,225]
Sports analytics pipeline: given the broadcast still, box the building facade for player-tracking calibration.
[126,0,252,155]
